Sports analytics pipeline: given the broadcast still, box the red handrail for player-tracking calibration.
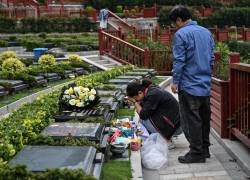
[107,10,133,30]
[101,30,145,52]
[230,63,250,148]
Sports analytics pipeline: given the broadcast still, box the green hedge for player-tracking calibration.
[158,7,250,28]
[0,17,97,33]
[0,17,16,33]
[202,8,250,27]
[231,0,250,7]
[158,6,200,27]
[88,0,220,10]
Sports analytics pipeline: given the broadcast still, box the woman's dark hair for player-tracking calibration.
[126,79,152,97]
[169,5,191,22]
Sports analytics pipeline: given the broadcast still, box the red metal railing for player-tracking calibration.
[99,30,146,66]
[230,63,250,148]
[107,10,133,32]
[99,29,172,74]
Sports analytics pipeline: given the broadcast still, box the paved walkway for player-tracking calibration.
[142,86,248,180]
[143,133,248,180]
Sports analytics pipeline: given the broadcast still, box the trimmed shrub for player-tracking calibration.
[38,54,56,66]
[68,54,82,64]
[116,5,123,13]
[2,58,26,79]
[0,51,17,66]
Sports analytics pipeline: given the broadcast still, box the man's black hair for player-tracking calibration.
[169,5,191,22]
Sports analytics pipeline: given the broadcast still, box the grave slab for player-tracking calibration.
[116,75,143,80]
[41,73,61,82]
[108,79,134,84]
[99,97,119,112]
[42,123,104,141]
[9,145,96,175]
[125,71,150,77]
[73,68,88,76]
[0,79,28,92]
[96,84,127,93]
[0,85,7,97]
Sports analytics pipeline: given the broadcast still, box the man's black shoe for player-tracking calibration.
[203,148,211,158]
[178,153,205,164]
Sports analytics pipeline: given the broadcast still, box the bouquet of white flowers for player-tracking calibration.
[61,85,99,110]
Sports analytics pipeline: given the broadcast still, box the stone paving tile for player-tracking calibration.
[143,134,233,180]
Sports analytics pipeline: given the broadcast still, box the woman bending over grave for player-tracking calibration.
[126,79,181,148]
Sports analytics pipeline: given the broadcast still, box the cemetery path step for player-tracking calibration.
[81,55,122,70]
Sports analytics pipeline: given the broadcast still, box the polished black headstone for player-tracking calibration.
[9,145,96,175]
[42,123,104,141]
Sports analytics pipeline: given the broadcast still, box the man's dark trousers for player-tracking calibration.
[178,90,211,156]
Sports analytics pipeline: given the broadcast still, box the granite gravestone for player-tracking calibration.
[0,79,28,93]
[42,123,104,141]
[9,146,96,175]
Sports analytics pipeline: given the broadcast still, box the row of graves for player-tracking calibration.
[8,68,156,179]
[0,67,89,98]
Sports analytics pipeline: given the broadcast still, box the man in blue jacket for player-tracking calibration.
[170,5,215,163]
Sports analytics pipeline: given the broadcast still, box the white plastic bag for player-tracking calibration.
[141,133,168,170]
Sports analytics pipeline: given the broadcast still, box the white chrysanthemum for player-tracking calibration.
[90,89,96,95]
[76,102,84,107]
[83,88,89,92]
[74,87,81,94]
[69,99,76,106]
[71,95,76,99]
[64,90,69,95]
[89,95,95,101]
[62,95,70,100]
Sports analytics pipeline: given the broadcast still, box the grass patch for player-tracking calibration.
[152,76,164,85]
[101,160,132,180]
[0,78,73,108]
[114,108,135,117]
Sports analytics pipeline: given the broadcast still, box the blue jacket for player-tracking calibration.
[172,21,215,96]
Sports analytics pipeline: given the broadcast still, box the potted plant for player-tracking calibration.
[211,42,230,138]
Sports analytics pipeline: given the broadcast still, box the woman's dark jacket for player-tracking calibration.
[139,85,180,139]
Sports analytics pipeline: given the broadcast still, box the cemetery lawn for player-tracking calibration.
[101,160,132,180]
[0,78,73,108]
[152,76,164,85]
[115,108,135,117]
